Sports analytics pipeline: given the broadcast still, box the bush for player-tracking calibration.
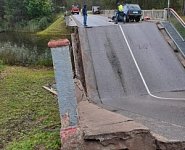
[26,19,40,32]
[38,17,51,30]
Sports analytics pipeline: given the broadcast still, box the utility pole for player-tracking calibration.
[167,0,170,19]
[168,0,170,9]
[183,0,185,15]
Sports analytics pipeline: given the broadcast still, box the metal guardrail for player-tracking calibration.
[167,8,185,40]
[168,8,185,27]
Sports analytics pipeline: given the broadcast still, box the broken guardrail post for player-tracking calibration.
[48,39,79,147]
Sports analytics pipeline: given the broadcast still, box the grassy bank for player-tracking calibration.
[37,15,72,36]
[0,66,61,150]
[0,13,72,150]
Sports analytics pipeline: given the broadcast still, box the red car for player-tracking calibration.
[71,5,80,15]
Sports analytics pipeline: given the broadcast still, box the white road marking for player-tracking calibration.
[119,25,185,100]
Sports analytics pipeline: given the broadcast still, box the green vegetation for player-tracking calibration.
[0,59,4,70]
[0,0,56,32]
[0,66,61,150]
[0,11,71,149]
[0,1,73,150]
[0,39,53,67]
[170,16,185,39]
[37,16,71,35]
[182,16,185,21]
[13,17,53,32]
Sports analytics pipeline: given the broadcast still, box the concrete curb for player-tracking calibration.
[76,85,185,150]
[78,100,156,150]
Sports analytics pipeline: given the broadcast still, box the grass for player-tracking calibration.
[180,16,185,21]
[0,59,4,70]
[170,16,185,39]
[0,66,61,150]
[37,15,72,36]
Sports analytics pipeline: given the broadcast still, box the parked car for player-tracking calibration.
[112,4,142,23]
[92,6,101,14]
[123,4,142,22]
[71,4,80,14]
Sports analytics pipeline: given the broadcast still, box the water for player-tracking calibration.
[0,32,70,66]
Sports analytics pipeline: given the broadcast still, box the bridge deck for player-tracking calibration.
[78,22,185,141]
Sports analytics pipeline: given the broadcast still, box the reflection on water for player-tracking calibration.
[0,32,70,66]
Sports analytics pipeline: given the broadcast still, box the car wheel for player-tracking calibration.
[135,17,140,22]
[123,15,127,23]
[126,16,129,22]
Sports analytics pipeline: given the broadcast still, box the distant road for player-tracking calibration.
[72,14,114,27]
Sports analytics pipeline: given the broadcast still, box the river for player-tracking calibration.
[0,32,69,66]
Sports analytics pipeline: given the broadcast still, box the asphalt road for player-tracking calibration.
[74,15,185,141]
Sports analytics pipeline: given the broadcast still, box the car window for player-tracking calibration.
[128,4,141,10]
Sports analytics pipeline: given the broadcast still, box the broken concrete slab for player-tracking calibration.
[156,139,185,150]
[78,101,156,150]
[60,73,185,150]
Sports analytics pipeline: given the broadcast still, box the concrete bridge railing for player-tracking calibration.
[102,9,168,20]
[101,10,115,18]
[142,9,167,20]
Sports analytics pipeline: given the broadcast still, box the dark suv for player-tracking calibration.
[123,4,142,22]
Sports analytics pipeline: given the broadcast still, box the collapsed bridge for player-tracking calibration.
[51,9,185,149]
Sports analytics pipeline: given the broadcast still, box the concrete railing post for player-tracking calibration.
[48,39,78,127]
[164,9,168,20]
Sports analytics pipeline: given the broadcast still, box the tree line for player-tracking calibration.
[0,0,63,31]
[0,0,184,31]
[63,0,185,13]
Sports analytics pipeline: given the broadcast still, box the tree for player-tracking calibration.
[4,0,28,27]
[0,0,5,19]
[24,0,53,19]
